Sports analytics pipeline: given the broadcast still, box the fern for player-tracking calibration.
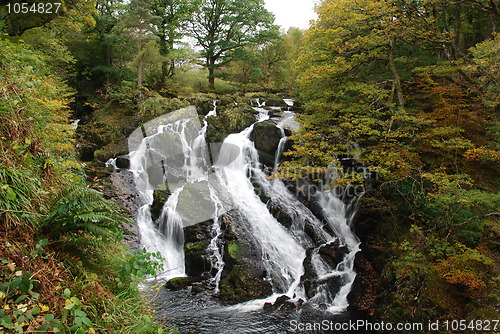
[42,186,129,241]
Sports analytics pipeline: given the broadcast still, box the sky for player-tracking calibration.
[264,0,318,31]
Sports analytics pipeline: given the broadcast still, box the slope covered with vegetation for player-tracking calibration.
[0,14,167,334]
[280,0,500,323]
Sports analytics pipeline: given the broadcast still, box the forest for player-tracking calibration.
[0,0,499,333]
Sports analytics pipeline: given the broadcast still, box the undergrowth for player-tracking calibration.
[0,38,172,333]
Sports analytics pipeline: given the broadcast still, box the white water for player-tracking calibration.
[215,125,306,297]
[207,183,225,292]
[129,101,361,313]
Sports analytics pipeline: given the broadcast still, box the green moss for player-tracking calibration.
[138,95,190,124]
[164,277,197,290]
[227,241,244,261]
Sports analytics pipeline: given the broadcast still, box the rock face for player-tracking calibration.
[217,213,273,304]
[250,121,283,167]
[184,220,213,277]
[206,104,257,144]
[300,240,348,299]
[150,184,170,222]
[109,170,143,250]
[347,250,378,318]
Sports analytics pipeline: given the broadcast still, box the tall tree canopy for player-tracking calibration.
[187,0,278,88]
[281,0,500,323]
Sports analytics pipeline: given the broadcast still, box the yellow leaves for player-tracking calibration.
[434,246,495,297]
[465,148,500,162]
[421,172,473,191]
[38,303,50,312]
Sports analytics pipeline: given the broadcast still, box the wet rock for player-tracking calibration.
[218,214,273,304]
[115,155,130,169]
[197,100,216,116]
[151,184,171,222]
[265,97,288,108]
[263,296,304,312]
[250,121,282,167]
[267,203,293,229]
[184,240,210,277]
[347,251,378,318]
[122,126,136,136]
[218,262,273,304]
[318,240,348,269]
[165,277,200,290]
[109,170,143,250]
[184,220,213,277]
[206,104,257,144]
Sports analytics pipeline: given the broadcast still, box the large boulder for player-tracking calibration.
[206,104,257,144]
[184,220,213,277]
[150,184,170,222]
[250,121,283,167]
[218,214,273,304]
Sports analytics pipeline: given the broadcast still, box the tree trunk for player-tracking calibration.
[388,37,405,109]
[488,0,498,38]
[208,59,215,89]
[104,43,112,67]
[138,57,143,87]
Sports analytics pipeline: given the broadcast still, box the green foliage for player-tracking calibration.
[188,0,279,88]
[116,249,164,286]
[138,94,189,123]
[286,0,500,323]
[42,187,126,242]
[0,11,175,333]
[0,167,45,227]
[0,262,95,333]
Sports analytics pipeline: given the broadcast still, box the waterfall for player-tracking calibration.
[274,126,287,170]
[215,125,306,298]
[128,102,361,313]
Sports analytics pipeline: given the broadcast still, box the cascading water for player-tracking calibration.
[128,100,361,319]
[214,124,306,303]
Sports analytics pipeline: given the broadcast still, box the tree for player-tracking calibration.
[118,0,160,87]
[224,47,263,93]
[0,0,96,36]
[150,0,194,79]
[187,0,278,88]
[281,0,500,323]
[95,0,124,70]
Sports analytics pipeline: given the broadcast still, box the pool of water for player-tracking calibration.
[148,288,372,334]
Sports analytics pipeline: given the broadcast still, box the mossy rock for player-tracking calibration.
[218,94,246,107]
[164,277,198,290]
[138,95,190,123]
[185,240,210,277]
[227,241,244,262]
[77,100,137,163]
[218,239,273,304]
[218,263,272,304]
[151,184,170,222]
[184,220,214,277]
[206,104,257,144]
[93,142,128,163]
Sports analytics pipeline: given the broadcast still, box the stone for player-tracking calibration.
[250,121,283,167]
[115,155,130,169]
[318,240,348,269]
[150,184,171,222]
[164,277,199,290]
